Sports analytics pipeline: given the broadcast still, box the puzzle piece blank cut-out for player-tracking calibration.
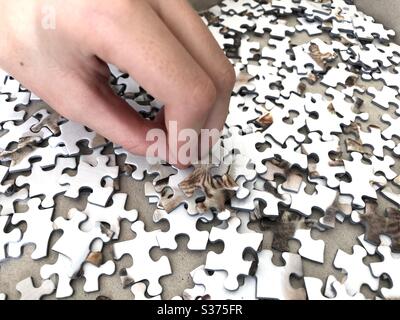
[15,157,76,208]
[339,152,387,208]
[82,260,115,293]
[16,277,55,300]
[0,92,29,124]
[130,282,161,300]
[183,265,257,300]
[40,253,75,299]
[381,114,400,140]
[153,204,212,251]
[49,121,107,156]
[205,216,263,291]
[304,276,366,300]
[357,126,395,158]
[52,210,111,273]
[113,221,172,296]
[256,250,306,300]
[370,245,400,299]
[8,198,54,260]
[59,155,118,207]
[367,86,400,115]
[333,245,379,295]
[0,216,21,262]
[80,193,138,240]
[301,132,345,188]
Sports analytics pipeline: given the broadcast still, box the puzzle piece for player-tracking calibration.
[304,276,366,300]
[0,187,28,216]
[0,117,42,150]
[225,96,263,132]
[367,86,400,114]
[5,144,69,174]
[83,260,115,293]
[219,13,255,34]
[231,181,291,218]
[278,68,309,98]
[352,202,400,252]
[49,121,107,156]
[221,0,261,16]
[333,245,379,295]
[381,114,400,140]
[205,216,263,290]
[0,216,21,262]
[0,92,29,123]
[130,282,161,300]
[256,250,306,300]
[304,93,364,141]
[79,193,137,240]
[153,204,212,250]
[352,15,395,42]
[113,221,172,296]
[301,132,345,188]
[59,155,118,206]
[266,136,308,170]
[292,228,325,264]
[16,277,55,300]
[261,104,307,145]
[348,43,394,70]
[183,265,257,300]
[284,182,337,218]
[8,198,54,260]
[262,37,293,68]
[239,35,260,65]
[368,155,397,181]
[53,210,111,273]
[358,125,395,158]
[372,66,400,90]
[340,152,386,208]
[15,157,76,208]
[370,245,400,299]
[295,17,322,36]
[255,14,295,39]
[40,253,75,298]
[321,63,358,88]
[114,148,155,181]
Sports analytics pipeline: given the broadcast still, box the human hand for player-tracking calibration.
[0,0,235,166]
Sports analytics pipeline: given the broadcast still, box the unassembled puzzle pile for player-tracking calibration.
[0,0,400,300]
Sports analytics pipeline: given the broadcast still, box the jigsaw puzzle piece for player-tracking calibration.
[15,157,76,208]
[184,265,257,300]
[59,155,118,207]
[82,260,115,293]
[333,245,379,295]
[205,216,263,290]
[8,198,54,260]
[16,277,55,300]
[113,221,172,296]
[153,205,212,251]
[0,216,22,262]
[256,250,306,300]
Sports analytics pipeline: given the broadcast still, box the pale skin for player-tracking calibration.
[0,0,235,167]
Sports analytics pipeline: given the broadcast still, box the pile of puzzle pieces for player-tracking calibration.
[1,0,400,300]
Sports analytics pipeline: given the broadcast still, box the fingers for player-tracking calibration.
[149,0,235,133]
[88,0,217,138]
[34,65,165,157]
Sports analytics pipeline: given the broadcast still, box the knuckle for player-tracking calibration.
[190,75,217,109]
[217,62,236,93]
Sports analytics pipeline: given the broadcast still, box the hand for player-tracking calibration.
[0,0,235,166]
